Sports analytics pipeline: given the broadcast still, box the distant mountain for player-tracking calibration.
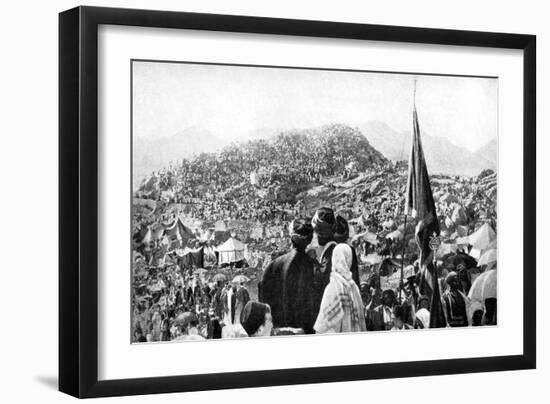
[474,138,497,168]
[359,121,496,176]
[133,127,226,183]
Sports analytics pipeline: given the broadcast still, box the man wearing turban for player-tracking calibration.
[308,207,338,317]
[441,271,470,327]
[259,218,316,334]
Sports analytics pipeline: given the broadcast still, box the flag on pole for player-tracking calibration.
[405,106,446,327]
[405,108,440,264]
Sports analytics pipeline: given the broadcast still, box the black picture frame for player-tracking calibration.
[59,5,536,399]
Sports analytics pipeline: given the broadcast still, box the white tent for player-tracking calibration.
[214,220,228,232]
[385,229,403,241]
[456,223,496,251]
[215,237,246,265]
[468,223,496,250]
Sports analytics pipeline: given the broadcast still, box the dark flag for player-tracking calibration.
[405,107,446,328]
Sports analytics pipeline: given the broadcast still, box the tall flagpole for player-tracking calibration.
[399,77,417,303]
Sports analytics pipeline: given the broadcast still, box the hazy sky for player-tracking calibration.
[133,61,497,152]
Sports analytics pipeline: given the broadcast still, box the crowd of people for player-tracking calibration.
[132,205,496,343]
[132,126,497,342]
[134,125,386,224]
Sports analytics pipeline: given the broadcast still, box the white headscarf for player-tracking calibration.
[314,244,366,333]
[331,243,354,283]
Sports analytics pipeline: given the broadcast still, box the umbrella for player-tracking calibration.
[232,275,250,284]
[436,243,457,259]
[478,249,497,267]
[174,312,198,328]
[468,269,497,302]
[212,273,227,283]
[193,268,208,276]
[443,252,478,270]
[378,258,400,277]
[481,270,497,299]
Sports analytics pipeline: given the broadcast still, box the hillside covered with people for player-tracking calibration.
[131,123,497,342]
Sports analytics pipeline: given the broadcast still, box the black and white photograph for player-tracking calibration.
[131,60,498,342]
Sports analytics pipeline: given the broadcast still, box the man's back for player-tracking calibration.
[260,249,315,333]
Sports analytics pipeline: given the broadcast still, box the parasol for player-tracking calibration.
[212,273,227,283]
[468,269,497,302]
[174,312,198,328]
[478,249,497,267]
[481,269,497,299]
[232,275,250,284]
[443,251,478,271]
[193,268,208,276]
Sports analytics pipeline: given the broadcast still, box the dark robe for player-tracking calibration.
[259,248,315,334]
[366,304,394,331]
[309,242,336,318]
[348,244,361,288]
[234,287,250,323]
[442,289,468,327]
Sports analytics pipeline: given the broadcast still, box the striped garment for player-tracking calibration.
[314,244,366,333]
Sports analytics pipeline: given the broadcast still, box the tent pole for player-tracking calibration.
[399,214,408,303]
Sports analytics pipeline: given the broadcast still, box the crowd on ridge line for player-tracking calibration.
[133,206,496,343]
[133,126,388,225]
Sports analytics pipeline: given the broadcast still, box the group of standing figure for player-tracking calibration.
[259,206,366,334]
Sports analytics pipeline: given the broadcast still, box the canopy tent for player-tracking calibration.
[385,229,403,241]
[456,223,496,251]
[215,237,246,265]
[352,231,378,245]
[140,223,165,245]
[163,218,195,244]
[175,246,204,269]
[214,220,228,232]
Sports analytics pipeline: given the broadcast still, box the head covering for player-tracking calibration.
[240,301,270,336]
[392,304,406,321]
[445,271,458,285]
[415,308,430,328]
[382,289,396,301]
[331,243,354,282]
[312,207,336,239]
[418,295,430,306]
[314,244,366,333]
[334,215,350,243]
[468,299,484,322]
[288,218,313,251]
